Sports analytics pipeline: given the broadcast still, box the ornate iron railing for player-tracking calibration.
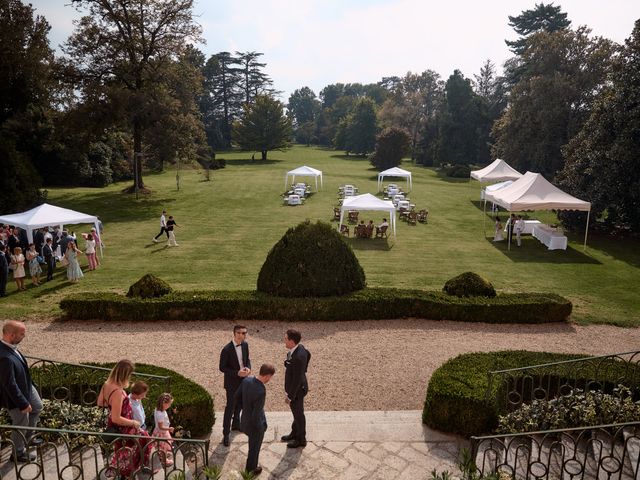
[0,424,210,479]
[25,355,171,407]
[486,350,640,412]
[471,422,640,480]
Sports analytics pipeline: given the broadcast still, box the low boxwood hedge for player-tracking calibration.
[60,288,572,323]
[423,350,640,437]
[33,362,214,438]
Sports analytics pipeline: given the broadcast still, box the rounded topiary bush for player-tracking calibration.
[443,272,496,297]
[257,220,366,297]
[127,274,173,298]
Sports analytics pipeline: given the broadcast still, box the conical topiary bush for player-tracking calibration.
[443,272,496,297]
[126,274,173,298]
[257,220,366,297]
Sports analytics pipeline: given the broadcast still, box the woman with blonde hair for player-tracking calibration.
[10,247,26,291]
[98,360,151,476]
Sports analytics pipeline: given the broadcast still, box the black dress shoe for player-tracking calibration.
[287,440,307,448]
[231,424,240,431]
[251,466,263,476]
[10,451,36,462]
[222,435,230,447]
[280,433,294,442]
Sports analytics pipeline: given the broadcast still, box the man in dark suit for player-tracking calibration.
[281,329,311,448]
[0,244,8,297]
[219,325,251,446]
[42,238,55,281]
[0,321,43,462]
[33,228,45,255]
[234,364,275,477]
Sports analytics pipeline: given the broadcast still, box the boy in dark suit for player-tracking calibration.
[0,321,43,462]
[234,364,275,477]
[219,325,251,446]
[282,329,311,448]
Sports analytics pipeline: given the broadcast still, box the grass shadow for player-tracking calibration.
[224,158,283,165]
[436,169,471,183]
[486,237,601,264]
[584,232,640,268]
[32,278,76,298]
[330,153,370,162]
[346,238,393,251]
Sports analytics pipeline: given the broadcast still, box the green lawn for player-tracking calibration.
[2,145,639,326]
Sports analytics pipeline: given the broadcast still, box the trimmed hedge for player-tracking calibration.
[127,274,173,298]
[422,350,640,437]
[60,288,572,323]
[33,362,214,438]
[443,272,496,298]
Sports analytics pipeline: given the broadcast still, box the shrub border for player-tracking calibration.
[60,288,572,323]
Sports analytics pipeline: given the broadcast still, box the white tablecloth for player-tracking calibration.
[287,195,302,206]
[532,225,567,250]
[294,187,306,196]
[504,219,542,235]
[397,200,410,210]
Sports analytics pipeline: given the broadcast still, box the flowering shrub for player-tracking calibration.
[497,385,640,433]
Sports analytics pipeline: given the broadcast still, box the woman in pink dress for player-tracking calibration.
[97,360,152,477]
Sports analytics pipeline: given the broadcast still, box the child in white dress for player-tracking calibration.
[153,393,174,466]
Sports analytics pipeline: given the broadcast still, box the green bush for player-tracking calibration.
[257,220,366,297]
[33,362,214,437]
[444,165,471,178]
[127,274,173,299]
[60,289,572,323]
[443,272,496,298]
[422,351,638,437]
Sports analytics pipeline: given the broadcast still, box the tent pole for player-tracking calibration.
[338,210,345,233]
[483,200,487,237]
[583,209,591,252]
[507,211,512,251]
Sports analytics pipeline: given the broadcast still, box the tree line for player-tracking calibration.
[0,0,638,232]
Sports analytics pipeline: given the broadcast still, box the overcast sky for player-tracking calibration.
[31,0,640,101]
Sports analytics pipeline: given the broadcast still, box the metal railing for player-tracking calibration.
[25,356,172,407]
[486,350,640,412]
[471,422,640,480]
[0,424,209,479]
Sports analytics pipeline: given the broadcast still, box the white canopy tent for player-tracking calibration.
[377,167,412,192]
[481,180,513,200]
[339,193,397,237]
[484,171,591,251]
[0,203,103,256]
[284,166,323,191]
[470,158,523,183]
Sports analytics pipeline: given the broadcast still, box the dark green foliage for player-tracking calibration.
[344,97,378,155]
[32,362,214,437]
[60,289,571,323]
[443,272,496,298]
[443,165,471,178]
[506,3,571,55]
[257,221,365,297]
[370,127,411,170]
[0,137,45,212]
[423,351,596,436]
[126,274,173,299]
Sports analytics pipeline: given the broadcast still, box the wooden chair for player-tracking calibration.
[340,224,350,237]
[355,224,368,238]
[348,210,359,224]
[407,211,418,225]
[333,207,341,221]
[398,206,409,220]
[417,209,428,223]
[375,225,388,238]
[365,223,374,238]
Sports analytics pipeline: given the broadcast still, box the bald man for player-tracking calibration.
[0,321,42,462]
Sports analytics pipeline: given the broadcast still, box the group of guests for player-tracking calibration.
[219,326,311,477]
[494,214,525,247]
[354,218,389,238]
[0,223,103,295]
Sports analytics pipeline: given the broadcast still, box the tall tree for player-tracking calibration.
[558,20,640,232]
[233,95,292,160]
[370,127,410,170]
[473,60,508,165]
[492,27,615,178]
[287,87,320,145]
[64,0,202,191]
[344,97,377,156]
[506,2,571,55]
[236,51,274,104]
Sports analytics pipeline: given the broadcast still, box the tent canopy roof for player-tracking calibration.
[484,171,591,211]
[286,165,322,176]
[0,203,97,230]
[341,193,395,212]
[470,159,522,182]
[378,167,411,177]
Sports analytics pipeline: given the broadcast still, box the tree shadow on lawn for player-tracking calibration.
[436,169,471,184]
[223,158,282,165]
[51,190,176,225]
[346,237,393,251]
[330,153,370,162]
[582,232,640,269]
[486,237,601,264]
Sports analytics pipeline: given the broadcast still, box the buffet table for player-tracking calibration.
[504,219,542,235]
[532,225,568,250]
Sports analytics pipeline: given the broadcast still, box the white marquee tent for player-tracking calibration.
[339,193,397,237]
[285,166,323,191]
[481,180,513,201]
[0,203,103,255]
[484,171,591,250]
[470,159,522,183]
[377,167,412,192]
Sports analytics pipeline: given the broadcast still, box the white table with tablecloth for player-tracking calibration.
[532,224,568,250]
[504,219,542,235]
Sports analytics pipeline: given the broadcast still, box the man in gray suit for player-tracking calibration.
[234,364,275,477]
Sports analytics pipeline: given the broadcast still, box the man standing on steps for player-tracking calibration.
[281,329,311,448]
[219,325,251,447]
[0,321,43,462]
[152,210,168,243]
[234,363,275,477]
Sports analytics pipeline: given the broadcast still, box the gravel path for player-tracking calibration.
[20,319,640,412]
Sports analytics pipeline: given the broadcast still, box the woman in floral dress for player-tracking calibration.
[26,243,42,286]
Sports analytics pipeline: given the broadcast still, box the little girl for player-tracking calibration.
[153,393,174,466]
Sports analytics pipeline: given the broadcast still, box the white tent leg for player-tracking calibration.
[507,212,512,251]
[338,211,345,233]
[583,209,591,252]
[483,200,487,237]
[284,174,288,190]
[95,221,104,257]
